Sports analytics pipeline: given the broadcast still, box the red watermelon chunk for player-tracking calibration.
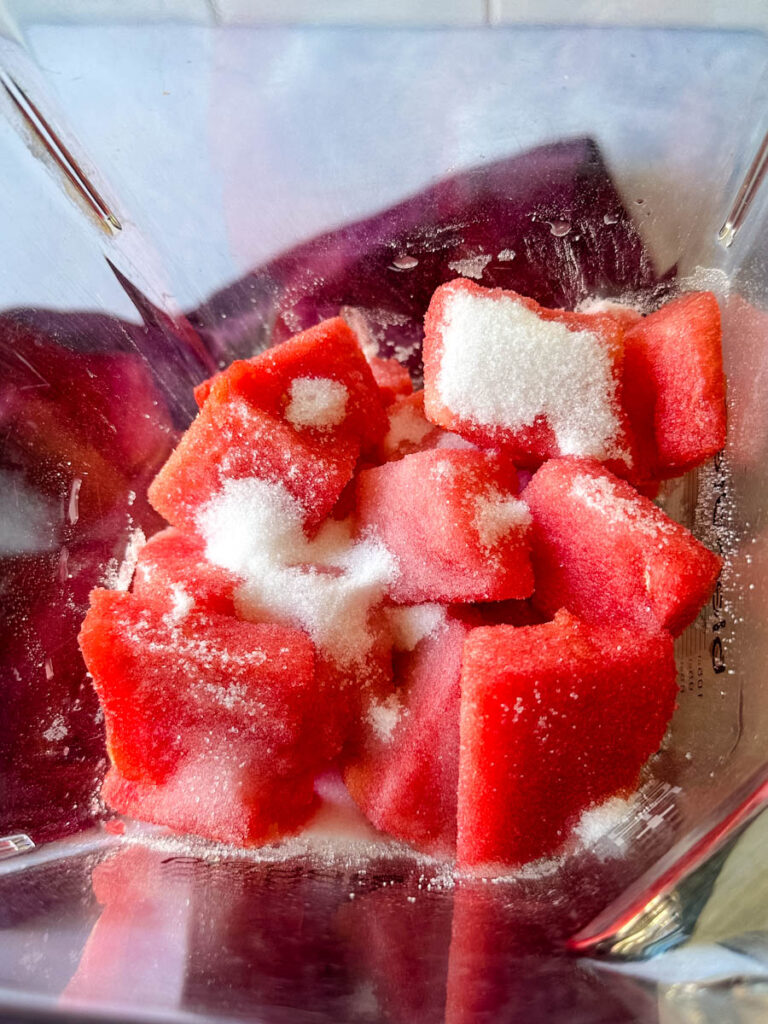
[194,316,387,449]
[132,527,240,616]
[423,279,638,476]
[317,626,395,764]
[78,589,324,843]
[368,355,414,405]
[101,764,318,848]
[623,291,726,477]
[456,610,678,867]
[525,457,721,636]
[355,449,533,604]
[343,606,474,853]
[148,394,358,533]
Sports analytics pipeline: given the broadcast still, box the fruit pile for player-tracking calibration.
[79,280,725,868]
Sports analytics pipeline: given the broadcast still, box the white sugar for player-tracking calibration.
[448,255,491,280]
[577,297,639,318]
[166,583,194,625]
[382,400,434,457]
[435,288,628,463]
[198,477,397,667]
[570,473,675,537]
[198,475,303,568]
[43,714,68,743]
[285,377,348,430]
[387,604,447,651]
[367,693,406,743]
[574,793,639,848]
[474,489,531,549]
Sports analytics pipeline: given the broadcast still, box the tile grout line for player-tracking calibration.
[205,0,221,27]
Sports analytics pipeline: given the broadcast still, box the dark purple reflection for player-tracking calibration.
[0,309,199,842]
[190,136,670,382]
[54,845,657,1024]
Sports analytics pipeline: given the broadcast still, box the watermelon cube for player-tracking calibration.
[423,279,638,475]
[79,589,325,844]
[457,610,678,867]
[355,449,533,604]
[148,394,358,533]
[317,627,395,763]
[154,318,391,533]
[368,355,414,405]
[194,316,387,449]
[525,457,721,636]
[343,606,474,852]
[623,292,726,477]
[101,763,318,848]
[132,527,240,617]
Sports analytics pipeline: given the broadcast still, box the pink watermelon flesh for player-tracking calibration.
[623,291,726,477]
[457,610,678,868]
[132,527,240,616]
[355,449,533,604]
[343,608,474,853]
[79,589,325,802]
[368,355,414,405]
[101,764,318,848]
[525,457,721,637]
[148,392,358,534]
[194,316,387,450]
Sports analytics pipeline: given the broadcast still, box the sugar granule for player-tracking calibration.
[387,604,447,651]
[43,714,68,743]
[382,401,434,455]
[166,583,195,625]
[367,693,405,743]
[285,377,348,430]
[198,477,397,666]
[577,297,640,318]
[570,473,675,537]
[436,288,627,462]
[474,488,531,549]
[573,793,638,848]
[448,255,491,280]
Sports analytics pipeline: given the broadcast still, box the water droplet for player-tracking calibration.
[390,254,419,271]
[603,213,619,225]
[548,220,571,237]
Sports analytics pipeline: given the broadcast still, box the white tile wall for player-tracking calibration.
[209,0,487,26]
[8,0,212,25]
[490,0,768,31]
[6,0,768,30]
